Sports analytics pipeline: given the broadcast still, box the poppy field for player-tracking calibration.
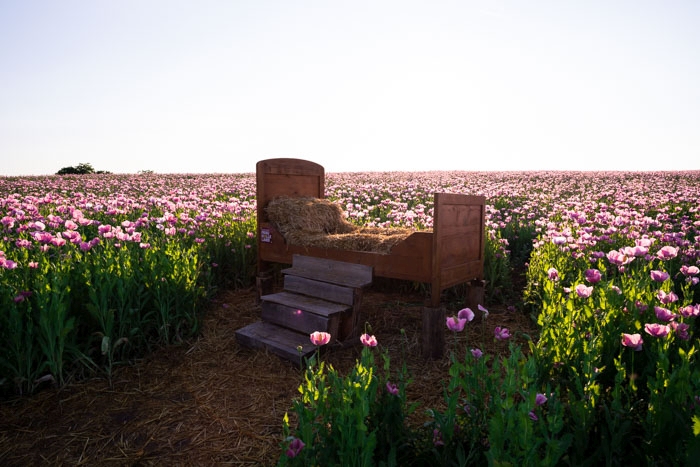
[0,173,258,394]
[1,169,699,465]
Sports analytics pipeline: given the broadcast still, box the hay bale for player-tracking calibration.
[266,197,356,237]
[265,197,418,254]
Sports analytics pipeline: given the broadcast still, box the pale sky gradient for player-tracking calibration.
[1,0,698,176]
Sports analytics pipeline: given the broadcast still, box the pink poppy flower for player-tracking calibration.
[681,265,699,276]
[494,326,511,340]
[656,290,678,304]
[309,331,331,346]
[654,306,676,322]
[584,269,602,284]
[636,237,654,248]
[552,235,569,245]
[470,348,483,359]
[679,305,700,318]
[286,437,305,458]
[650,270,670,282]
[621,333,643,351]
[62,230,81,244]
[446,316,467,332]
[360,333,377,347]
[478,304,489,319]
[644,323,670,338]
[386,381,399,395]
[33,231,53,244]
[15,239,32,249]
[14,292,29,302]
[458,307,475,322]
[30,221,46,231]
[535,393,548,406]
[607,249,634,267]
[547,267,559,280]
[622,245,648,257]
[656,246,678,260]
[575,284,593,299]
[1,216,15,228]
[50,236,66,247]
[671,322,690,340]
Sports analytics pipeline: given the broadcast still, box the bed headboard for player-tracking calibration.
[256,158,325,224]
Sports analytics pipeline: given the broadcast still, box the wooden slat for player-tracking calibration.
[436,234,482,268]
[439,261,484,289]
[260,291,350,317]
[235,321,318,367]
[283,275,355,306]
[282,254,373,288]
[261,301,340,337]
[258,225,432,283]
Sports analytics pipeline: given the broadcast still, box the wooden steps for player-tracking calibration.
[234,321,318,366]
[236,255,372,366]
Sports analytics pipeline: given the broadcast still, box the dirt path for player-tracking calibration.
[0,287,535,466]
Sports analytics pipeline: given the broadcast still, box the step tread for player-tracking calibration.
[283,266,373,288]
[261,291,351,317]
[283,274,355,306]
[282,254,373,288]
[261,301,339,336]
[235,321,319,366]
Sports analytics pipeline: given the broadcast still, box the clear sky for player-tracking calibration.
[1,0,698,176]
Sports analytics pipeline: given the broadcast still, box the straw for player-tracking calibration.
[0,286,536,465]
[266,197,415,253]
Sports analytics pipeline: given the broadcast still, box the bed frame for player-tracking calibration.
[255,158,486,356]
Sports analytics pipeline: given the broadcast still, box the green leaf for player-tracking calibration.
[693,415,700,437]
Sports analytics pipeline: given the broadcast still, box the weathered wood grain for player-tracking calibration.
[283,274,356,306]
[234,321,318,367]
[260,291,350,317]
[261,300,341,337]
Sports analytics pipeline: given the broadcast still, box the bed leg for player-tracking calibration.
[465,279,486,311]
[422,304,445,359]
[256,270,274,304]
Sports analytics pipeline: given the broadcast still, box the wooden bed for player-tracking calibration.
[255,158,486,356]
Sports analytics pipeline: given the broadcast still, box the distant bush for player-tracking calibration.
[56,163,112,175]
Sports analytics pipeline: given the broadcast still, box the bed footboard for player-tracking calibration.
[430,192,485,307]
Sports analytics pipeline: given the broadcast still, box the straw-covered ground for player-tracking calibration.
[0,282,536,466]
